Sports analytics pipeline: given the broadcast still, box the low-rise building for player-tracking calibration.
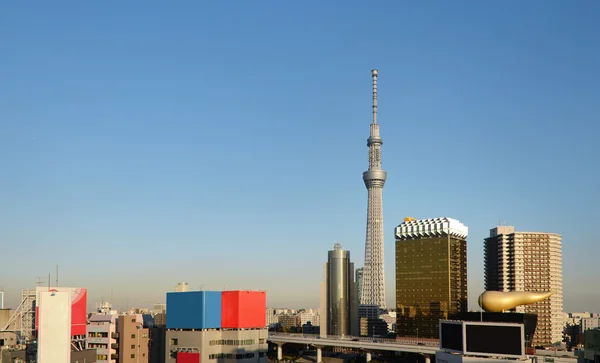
[0,347,98,363]
[581,318,600,332]
[577,328,600,363]
[278,315,297,331]
[358,305,380,320]
[165,290,267,363]
[379,312,397,333]
[166,329,268,362]
[359,318,388,337]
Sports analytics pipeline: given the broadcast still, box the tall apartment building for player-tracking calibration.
[484,226,563,346]
[117,314,149,363]
[320,243,358,337]
[87,314,118,362]
[165,290,268,362]
[395,217,468,339]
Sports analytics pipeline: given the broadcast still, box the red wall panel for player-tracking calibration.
[71,288,87,336]
[177,352,200,363]
[221,291,266,329]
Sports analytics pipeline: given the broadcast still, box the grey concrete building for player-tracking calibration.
[165,329,268,363]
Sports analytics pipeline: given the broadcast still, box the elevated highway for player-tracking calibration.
[268,333,439,362]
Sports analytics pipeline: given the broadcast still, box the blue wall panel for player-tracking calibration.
[203,291,222,328]
[166,291,222,329]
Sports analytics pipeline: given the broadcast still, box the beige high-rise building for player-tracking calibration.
[484,226,563,346]
[117,314,149,363]
[174,282,189,292]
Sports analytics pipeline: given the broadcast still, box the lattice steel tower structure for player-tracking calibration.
[360,69,387,308]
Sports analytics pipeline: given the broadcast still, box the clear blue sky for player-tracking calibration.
[1,1,598,312]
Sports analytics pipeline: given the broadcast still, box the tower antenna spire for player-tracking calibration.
[372,69,378,125]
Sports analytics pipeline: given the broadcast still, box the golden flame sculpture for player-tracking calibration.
[478,291,553,312]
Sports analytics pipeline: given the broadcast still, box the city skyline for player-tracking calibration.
[1,2,599,312]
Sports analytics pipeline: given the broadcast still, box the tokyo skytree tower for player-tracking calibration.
[360,69,387,308]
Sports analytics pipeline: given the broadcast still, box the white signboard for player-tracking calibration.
[37,290,72,363]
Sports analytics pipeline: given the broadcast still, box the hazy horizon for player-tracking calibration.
[1,1,598,313]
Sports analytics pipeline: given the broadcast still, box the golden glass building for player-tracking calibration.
[395,217,468,339]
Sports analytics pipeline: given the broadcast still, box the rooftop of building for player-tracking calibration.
[89,314,118,322]
[395,216,468,239]
[489,225,561,237]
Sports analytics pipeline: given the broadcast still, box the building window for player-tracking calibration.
[170,338,178,345]
[131,334,136,339]
[131,345,135,349]
[131,354,135,358]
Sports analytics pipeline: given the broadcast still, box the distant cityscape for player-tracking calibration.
[0,69,598,363]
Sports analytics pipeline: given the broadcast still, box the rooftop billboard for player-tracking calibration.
[35,287,87,336]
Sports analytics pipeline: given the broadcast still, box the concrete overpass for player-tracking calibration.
[268,333,439,363]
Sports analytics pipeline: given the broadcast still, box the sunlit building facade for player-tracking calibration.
[484,226,563,346]
[395,217,468,339]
